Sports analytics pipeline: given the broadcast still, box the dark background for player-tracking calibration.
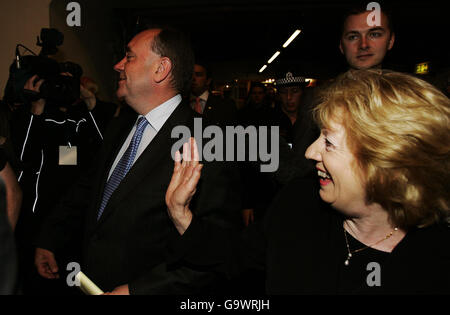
[48,0,449,101]
[112,0,449,80]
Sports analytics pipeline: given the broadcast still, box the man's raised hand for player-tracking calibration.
[165,137,202,234]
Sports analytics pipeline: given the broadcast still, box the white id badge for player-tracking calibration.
[59,145,78,165]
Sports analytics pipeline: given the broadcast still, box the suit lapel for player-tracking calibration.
[86,112,137,228]
[100,112,138,183]
[95,102,194,227]
[203,95,215,117]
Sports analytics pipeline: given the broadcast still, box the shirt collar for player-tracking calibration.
[191,90,209,102]
[139,94,182,132]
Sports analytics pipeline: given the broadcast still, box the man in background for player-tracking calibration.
[339,3,395,70]
[190,62,237,126]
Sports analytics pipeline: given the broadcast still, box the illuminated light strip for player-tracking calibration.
[267,51,280,64]
[283,29,301,48]
[258,29,301,72]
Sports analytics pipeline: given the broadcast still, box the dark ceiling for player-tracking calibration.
[111,0,448,84]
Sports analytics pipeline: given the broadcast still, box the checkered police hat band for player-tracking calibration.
[275,72,306,86]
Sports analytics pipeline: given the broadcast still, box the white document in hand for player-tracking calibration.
[75,271,104,295]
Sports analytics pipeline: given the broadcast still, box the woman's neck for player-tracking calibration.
[343,204,406,252]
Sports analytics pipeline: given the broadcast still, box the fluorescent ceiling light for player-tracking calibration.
[283,29,301,48]
[259,65,267,73]
[267,51,281,64]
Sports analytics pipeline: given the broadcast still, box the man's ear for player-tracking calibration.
[339,40,344,55]
[387,32,395,50]
[154,57,172,83]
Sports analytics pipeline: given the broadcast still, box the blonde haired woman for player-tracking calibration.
[165,69,450,294]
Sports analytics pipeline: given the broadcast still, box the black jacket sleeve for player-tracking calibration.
[128,161,245,294]
[35,162,96,252]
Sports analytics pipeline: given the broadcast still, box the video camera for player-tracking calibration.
[4,28,82,107]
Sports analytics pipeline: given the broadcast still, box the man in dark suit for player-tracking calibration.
[190,62,238,126]
[34,28,241,294]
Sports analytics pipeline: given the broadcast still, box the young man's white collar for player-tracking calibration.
[191,90,209,102]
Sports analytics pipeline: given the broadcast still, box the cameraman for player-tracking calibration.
[11,71,115,295]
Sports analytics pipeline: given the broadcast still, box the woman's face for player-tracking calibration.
[305,117,366,214]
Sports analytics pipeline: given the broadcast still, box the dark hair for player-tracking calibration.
[249,82,267,93]
[341,1,395,35]
[194,60,212,79]
[151,28,195,94]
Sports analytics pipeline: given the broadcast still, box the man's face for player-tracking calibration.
[250,87,266,105]
[191,64,211,96]
[279,85,303,114]
[113,29,162,106]
[340,11,395,70]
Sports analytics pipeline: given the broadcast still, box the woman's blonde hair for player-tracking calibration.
[314,69,450,229]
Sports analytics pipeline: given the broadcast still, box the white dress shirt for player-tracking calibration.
[107,94,182,180]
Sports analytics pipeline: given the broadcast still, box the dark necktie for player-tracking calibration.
[97,117,149,220]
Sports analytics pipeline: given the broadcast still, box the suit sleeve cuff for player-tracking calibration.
[165,215,203,264]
